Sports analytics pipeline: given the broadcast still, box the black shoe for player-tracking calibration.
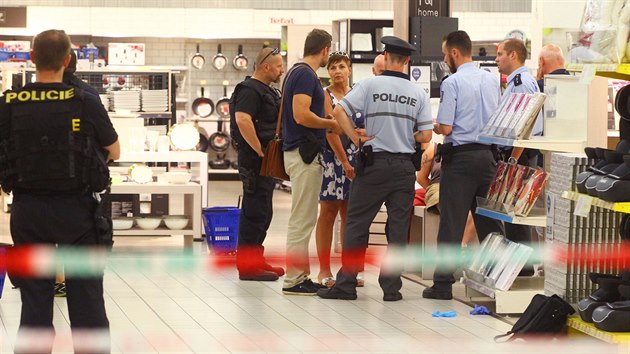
[383,292,403,302]
[263,262,285,277]
[422,286,453,300]
[317,287,357,300]
[282,279,320,295]
[239,269,279,281]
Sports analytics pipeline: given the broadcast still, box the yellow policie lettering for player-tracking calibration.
[5,88,75,103]
[72,118,81,132]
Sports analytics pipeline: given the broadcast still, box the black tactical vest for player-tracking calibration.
[0,84,109,194]
[229,78,280,148]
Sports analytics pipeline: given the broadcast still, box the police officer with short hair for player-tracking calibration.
[495,38,541,256]
[0,29,119,354]
[422,30,505,300]
[317,36,433,301]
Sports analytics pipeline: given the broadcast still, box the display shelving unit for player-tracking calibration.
[463,74,609,313]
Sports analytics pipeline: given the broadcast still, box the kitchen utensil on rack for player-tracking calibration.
[191,43,205,69]
[191,87,214,118]
[209,118,230,153]
[212,44,227,70]
[232,44,248,71]
[209,153,230,169]
[215,81,230,118]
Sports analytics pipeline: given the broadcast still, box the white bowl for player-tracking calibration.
[136,217,162,230]
[112,217,134,230]
[165,171,191,184]
[164,215,189,230]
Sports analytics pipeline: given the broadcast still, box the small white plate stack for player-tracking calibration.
[110,90,141,112]
[141,89,168,112]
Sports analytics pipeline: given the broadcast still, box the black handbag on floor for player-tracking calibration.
[494,294,575,342]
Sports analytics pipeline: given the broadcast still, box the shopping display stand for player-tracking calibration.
[462,75,609,313]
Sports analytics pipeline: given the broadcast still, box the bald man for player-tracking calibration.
[372,54,385,75]
[536,44,569,92]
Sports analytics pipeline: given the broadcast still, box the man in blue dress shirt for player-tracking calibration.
[495,38,542,259]
[423,31,505,300]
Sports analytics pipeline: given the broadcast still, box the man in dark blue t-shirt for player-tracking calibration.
[281,28,342,295]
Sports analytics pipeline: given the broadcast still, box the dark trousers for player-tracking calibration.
[433,150,505,289]
[334,156,416,295]
[10,193,110,330]
[236,147,275,271]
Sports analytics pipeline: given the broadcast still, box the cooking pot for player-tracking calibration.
[191,87,214,118]
[209,121,230,152]
[215,81,230,119]
[191,43,205,69]
[212,44,227,71]
[233,44,248,71]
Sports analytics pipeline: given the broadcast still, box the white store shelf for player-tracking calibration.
[477,135,585,153]
[475,207,546,227]
[462,276,545,314]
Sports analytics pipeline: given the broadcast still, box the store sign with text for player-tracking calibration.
[410,66,431,95]
[0,7,26,28]
[410,0,449,17]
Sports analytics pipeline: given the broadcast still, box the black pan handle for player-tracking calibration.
[196,44,200,53]
[200,87,205,97]
[238,45,243,55]
[218,44,222,53]
[223,85,227,96]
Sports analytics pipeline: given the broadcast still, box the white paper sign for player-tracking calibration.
[574,194,593,218]
[410,65,430,95]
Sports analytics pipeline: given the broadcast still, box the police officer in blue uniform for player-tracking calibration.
[495,38,541,257]
[0,30,119,353]
[317,36,433,301]
[422,31,505,300]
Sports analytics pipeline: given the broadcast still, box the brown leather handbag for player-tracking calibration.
[260,64,305,181]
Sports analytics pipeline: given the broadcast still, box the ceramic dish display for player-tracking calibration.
[169,124,199,151]
[128,164,153,184]
[112,217,134,230]
[164,215,189,230]
[164,171,192,184]
[136,216,162,230]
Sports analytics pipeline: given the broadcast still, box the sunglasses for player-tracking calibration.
[260,47,280,64]
[329,51,348,58]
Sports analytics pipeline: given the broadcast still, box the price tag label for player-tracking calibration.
[545,192,555,241]
[579,64,596,85]
[574,194,593,218]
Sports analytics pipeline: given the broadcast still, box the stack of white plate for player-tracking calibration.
[141,89,168,112]
[110,90,141,112]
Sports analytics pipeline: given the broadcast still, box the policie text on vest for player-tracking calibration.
[5,87,75,103]
[372,93,417,107]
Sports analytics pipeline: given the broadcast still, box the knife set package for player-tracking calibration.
[480,92,546,139]
[466,232,533,291]
[486,161,548,216]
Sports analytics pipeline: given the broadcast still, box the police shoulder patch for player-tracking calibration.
[514,73,522,86]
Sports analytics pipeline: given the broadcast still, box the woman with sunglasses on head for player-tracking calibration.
[315,52,364,288]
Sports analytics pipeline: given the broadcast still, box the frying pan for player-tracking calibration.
[197,126,209,152]
[215,81,230,118]
[212,44,227,71]
[209,117,230,152]
[191,87,214,118]
[191,44,205,70]
[233,44,248,71]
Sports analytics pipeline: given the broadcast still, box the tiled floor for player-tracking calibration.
[0,181,616,353]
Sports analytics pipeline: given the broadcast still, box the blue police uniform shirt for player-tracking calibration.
[337,70,432,154]
[282,64,326,151]
[436,62,500,146]
[501,66,543,136]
